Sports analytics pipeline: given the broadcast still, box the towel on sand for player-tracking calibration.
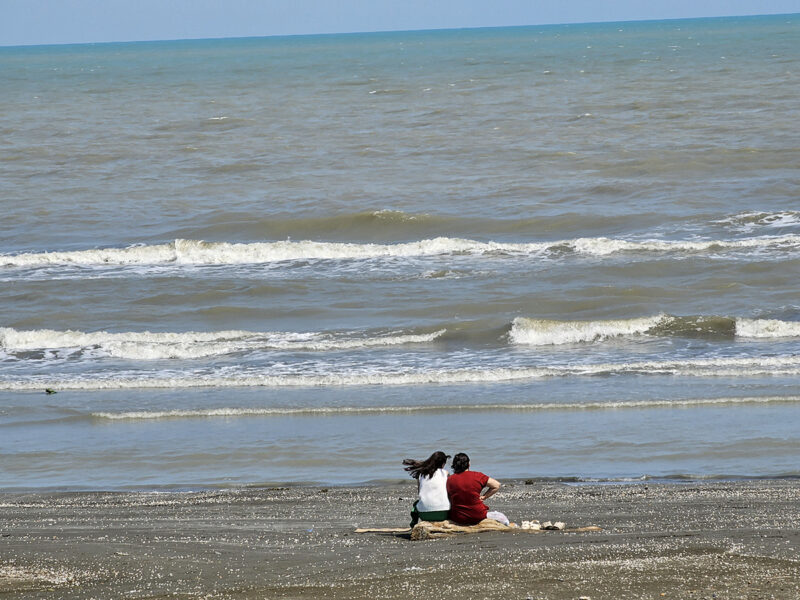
[355,519,601,540]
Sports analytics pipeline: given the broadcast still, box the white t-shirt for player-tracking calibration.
[417,468,450,512]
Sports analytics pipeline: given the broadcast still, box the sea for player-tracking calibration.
[1,14,799,491]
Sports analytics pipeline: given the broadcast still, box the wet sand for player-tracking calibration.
[1,480,798,599]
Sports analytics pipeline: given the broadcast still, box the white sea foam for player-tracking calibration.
[0,238,536,267]
[716,211,800,232]
[565,355,800,377]
[569,234,800,255]
[0,327,445,359]
[0,367,556,390]
[3,355,800,390]
[510,315,800,345]
[735,318,800,338]
[3,316,797,362]
[90,395,800,420]
[3,234,799,268]
[509,315,668,345]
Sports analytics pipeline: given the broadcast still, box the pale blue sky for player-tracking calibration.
[2,0,799,47]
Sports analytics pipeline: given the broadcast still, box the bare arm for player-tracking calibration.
[480,477,500,502]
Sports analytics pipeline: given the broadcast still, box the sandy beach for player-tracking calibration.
[1,480,798,599]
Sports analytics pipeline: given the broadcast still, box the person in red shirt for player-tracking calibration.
[445,452,508,525]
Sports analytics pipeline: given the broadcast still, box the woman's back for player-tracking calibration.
[417,468,449,512]
[446,469,489,524]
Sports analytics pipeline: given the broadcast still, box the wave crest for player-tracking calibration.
[3,234,799,268]
[716,211,800,232]
[509,316,667,345]
[0,327,445,360]
[736,318,800,338]
[510,315,800,345]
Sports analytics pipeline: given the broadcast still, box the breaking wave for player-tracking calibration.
[716,211,800,232]
[510,316,666,345]
[2,314,799,362]
[0,327,445,360]
[2,234,799,268]
[509,315,800,345]
[735,318,800,339]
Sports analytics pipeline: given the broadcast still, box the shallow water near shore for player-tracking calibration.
[1,14,799,490]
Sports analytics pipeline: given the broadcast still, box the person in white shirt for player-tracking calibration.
[402,451,451,527]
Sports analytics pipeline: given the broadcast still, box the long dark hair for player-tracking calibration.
[451,452,470,474]
[402,451,449,479]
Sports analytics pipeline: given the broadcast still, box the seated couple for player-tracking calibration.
[403,451,509,527]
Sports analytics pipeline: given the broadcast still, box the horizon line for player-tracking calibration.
[1,11,797,50]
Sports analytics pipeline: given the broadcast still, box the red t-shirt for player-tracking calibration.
[446,470,490,524]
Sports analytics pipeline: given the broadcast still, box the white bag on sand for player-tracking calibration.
[487,510,509,526]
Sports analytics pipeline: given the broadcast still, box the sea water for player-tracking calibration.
[1,15,799,490]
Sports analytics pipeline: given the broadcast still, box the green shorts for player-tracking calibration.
[410,500,449,527]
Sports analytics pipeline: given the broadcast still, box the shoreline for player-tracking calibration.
[2,480,798,598]
[3,474,799,495]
